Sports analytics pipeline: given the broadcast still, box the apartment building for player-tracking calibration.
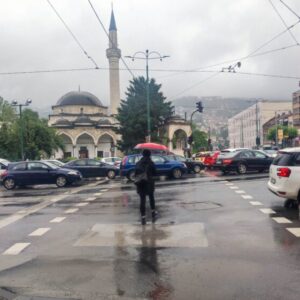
[293,90,300,129]
[228,101,292,148]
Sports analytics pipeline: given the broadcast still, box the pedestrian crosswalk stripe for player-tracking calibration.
[226,183,234,186]
[64,208,79,214]
[260,208,276,214]
[250,201,263,206]
[101,189,109,192]
[272,217,292,224]
[84,197,97,201]
[3,243,30,255]
[75,202,89,207]
[74,222,208,248]
[287,228,300,237]
[50,217,66,223]
[235,190,246,194]
[229,186,238,189]
[242,195,253,199]
[29,228,50,236]
[94,193,102,196]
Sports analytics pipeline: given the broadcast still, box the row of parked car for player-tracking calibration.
[0,154,205,190]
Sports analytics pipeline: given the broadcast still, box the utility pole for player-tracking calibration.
[11,99,32,160]
[125,50,169,142]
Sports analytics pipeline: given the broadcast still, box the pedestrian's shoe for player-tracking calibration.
[141,216,146,226]
[151,210,158,223]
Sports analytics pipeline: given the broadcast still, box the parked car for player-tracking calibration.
[167,154,204,173]
[0,159,9,179]
[64,158,118,179]
[42,159,65,167]
[215,149,273,174]
[268,148,300,205]
[120,154,188,180]
[220,148,250,153]
[101,157,122,166]
[1,161,82,190]
[204,151,220,168]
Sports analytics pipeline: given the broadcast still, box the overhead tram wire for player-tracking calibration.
[268,0,299,45]
[87,0,135,78]
[46,0,99,69]
[158,18,300,80]
[280,0,300,19]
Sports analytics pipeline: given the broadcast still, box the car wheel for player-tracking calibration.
[193,165,202,173]
[127,170,135,181]
[107,170,116,179]
[172,168,182,179]
[237,163,247,174]
[284,199,298,209]
[3,178,16,190]
[56,175,67,188]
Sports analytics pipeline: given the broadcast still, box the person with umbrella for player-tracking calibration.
[135,149,157,225]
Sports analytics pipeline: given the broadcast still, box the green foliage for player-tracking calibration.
[0,97,15,123]
[0,103,64,160]
[115,76,173,153]
[193,129,208,153]
[267,125,298,147]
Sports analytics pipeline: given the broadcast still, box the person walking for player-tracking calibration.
[135,149,157,225]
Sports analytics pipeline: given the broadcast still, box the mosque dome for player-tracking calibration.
[56,91,103,107]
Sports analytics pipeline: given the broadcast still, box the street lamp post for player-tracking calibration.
[11,99,32,160]
[125,50,169,142]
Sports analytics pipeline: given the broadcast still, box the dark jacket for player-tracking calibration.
[135,156,156,195]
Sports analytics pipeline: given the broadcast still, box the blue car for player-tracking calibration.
[1,161,82,190]
[120,154,188,180]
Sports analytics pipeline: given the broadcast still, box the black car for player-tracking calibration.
[167,155,204,173]
[64,159,118,179]
[1,161,82,190]
[215,150,273,175]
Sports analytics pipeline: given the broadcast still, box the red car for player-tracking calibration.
[204,151,220,168]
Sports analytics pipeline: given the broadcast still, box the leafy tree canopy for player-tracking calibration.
[116,76,173,153]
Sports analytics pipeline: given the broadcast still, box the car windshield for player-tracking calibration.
[272,152,294,166]
[43,161,59,169]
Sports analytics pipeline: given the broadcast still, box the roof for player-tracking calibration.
[109,10,117,31]
[74,115,94,125]
[56,91,103,107]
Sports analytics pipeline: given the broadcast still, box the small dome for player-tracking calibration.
[98,118,112,125]
[54,118,72,126]
[56,91,103,107]
[74,115,94,125]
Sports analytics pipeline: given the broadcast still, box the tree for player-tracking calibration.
[267,125,298,147]
[0,97,15,123]
[116,76,173,153]
[193,129,208,153]
[0,106,64,160]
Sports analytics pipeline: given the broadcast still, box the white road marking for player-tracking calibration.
[75,202,89,207]
[64,208,79,214]
[250,201,263,206]
[272,217,292,224]
[50,217,66,223]
[100,189,109,192]
[286,228,300,237]
[242,195,253,199]
[74,222,208,248]
[229,186,239,190]
[260,208,276,214]
[226,183,234,186]
[235,190,246,194]
[3,243,30,255]
[29,227,50,236]
[84,197,97,202]
[94,193,103,196]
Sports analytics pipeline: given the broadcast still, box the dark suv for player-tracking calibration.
[1,161,82,190]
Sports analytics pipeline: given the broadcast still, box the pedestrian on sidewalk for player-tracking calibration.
[135,149,157,225]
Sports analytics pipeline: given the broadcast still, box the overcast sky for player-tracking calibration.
[0,0,300,110]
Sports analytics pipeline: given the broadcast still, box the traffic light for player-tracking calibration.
[196,101,203,113]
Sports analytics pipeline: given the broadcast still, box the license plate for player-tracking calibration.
[271,177,276,184]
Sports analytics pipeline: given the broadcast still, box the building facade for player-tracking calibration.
[228,101,292,148]
[293,90,300,129]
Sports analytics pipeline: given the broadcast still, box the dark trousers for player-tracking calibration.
[139,193,155,217]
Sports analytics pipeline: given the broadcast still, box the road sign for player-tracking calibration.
[278,129,283,141]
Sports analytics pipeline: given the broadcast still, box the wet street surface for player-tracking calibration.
[1,172,300,299]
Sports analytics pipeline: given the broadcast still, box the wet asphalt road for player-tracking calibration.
[1,172,300,299]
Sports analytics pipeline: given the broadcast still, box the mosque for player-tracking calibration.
[48,10,191,159]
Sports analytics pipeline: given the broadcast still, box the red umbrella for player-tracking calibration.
[134,143,169,152]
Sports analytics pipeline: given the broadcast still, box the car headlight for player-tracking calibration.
[68,171,78,175]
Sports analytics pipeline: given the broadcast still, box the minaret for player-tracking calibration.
[106,9,121,115]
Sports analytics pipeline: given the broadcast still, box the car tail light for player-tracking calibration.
[277,167,291,177]
[223,159,232,165]
[0,170,8,178]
